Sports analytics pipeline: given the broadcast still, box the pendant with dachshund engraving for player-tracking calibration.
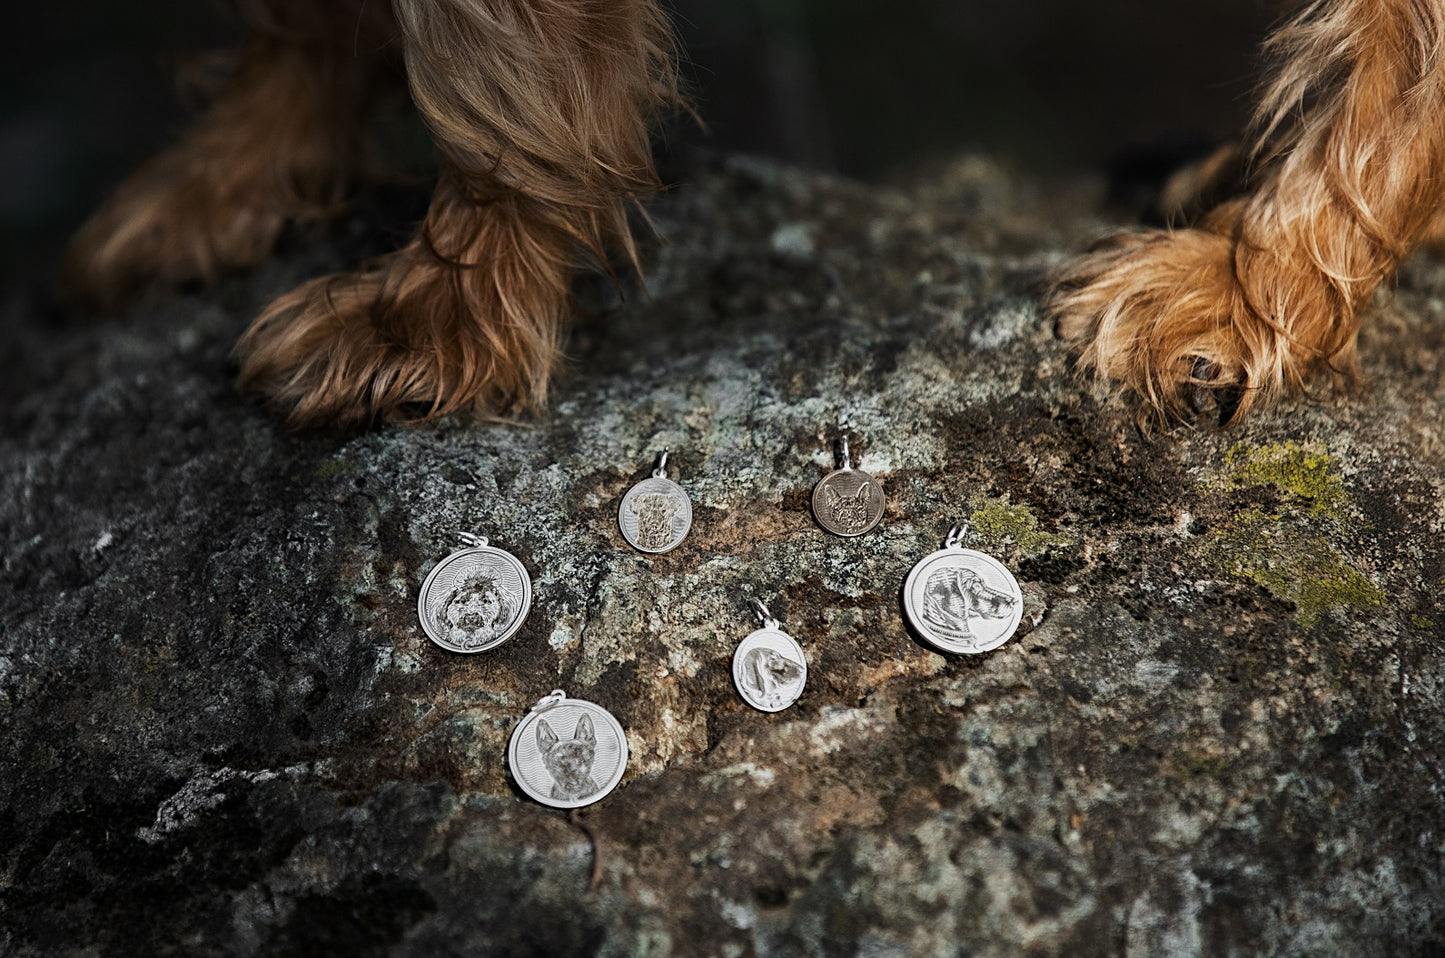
[732,601,807,712]
[508,690,628,809]
[812,434,884,536]
[619,450,693,553]
[418,534,533,654]
[903,524,1023,655]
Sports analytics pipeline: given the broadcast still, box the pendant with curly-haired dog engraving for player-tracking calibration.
[418,534,532,653]
[508,690,628,808]
[903,523,1022,654]
[619,450,692,553]
[732,600,807,712]
[812,434,884,536]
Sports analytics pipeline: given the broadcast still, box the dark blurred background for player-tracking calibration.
[0,0,1285,293]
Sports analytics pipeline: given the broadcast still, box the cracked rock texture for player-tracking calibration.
[2,154,1443,956]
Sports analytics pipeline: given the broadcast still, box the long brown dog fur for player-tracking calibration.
[67,0,1439,427]
[67,0,677,428]
[1050,0,1445,422]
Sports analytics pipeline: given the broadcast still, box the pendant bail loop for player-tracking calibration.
[459,532,489,550]
[945,522,970,549]
[838,434,851,470]
[532,689,567,713]
[652,449,670,479]
[751,598,780,631]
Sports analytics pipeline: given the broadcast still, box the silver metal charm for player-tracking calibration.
[732,600,808,712]
[812,434,884,537]
[903,523,1023,655]
[507,690,628,808]
[417,533,532,653]
[618,450,693,554]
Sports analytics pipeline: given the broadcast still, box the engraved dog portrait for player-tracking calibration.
[920,567,1017,642]
[824,481,873,531]
[537,714,600,802]
[629,491,681,550]
[739,646,805,709]
[435,568,520,650]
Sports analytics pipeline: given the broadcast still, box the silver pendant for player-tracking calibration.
[618,450,693,554]
[417,533,532,653]
[812,434,884,537]
[903,522,1023,654]
[732,600,808,712]
[507,690,628,808]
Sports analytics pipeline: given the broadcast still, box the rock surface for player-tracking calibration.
[2,154,1443,956]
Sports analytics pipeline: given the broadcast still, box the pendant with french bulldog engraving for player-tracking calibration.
[418,533,532,653]
[618,450,693,553]
[903,522,1023,654]
[732,600,808,712]
[508,690,629,808]
[812,434,884,537]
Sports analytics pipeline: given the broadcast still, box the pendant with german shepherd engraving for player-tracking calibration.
[812,434,884,536]
[903,523,1023,654]
[732,600,807,712]
[507,690,628,808]
[619,450,693,554]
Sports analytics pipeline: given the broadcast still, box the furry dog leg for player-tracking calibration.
[63,1,394,308]
[1051,0,1445,422]
[236,0,678,427]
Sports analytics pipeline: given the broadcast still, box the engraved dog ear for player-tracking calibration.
[575,713,595,745]
[853,482,870,501]
[537,718,559,753]
[825,486,842,506]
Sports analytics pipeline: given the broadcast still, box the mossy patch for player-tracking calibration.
[1412,614,1438,631]
[1206,443,1384,628]
[968,497,1070,558]
[1218,441,1352,520]
[312,457,353,480]
[1169,751,1228,781]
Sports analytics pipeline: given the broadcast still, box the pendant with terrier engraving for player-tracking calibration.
[418,533,532,654]
[903,523,1023,654]
[732,600,808,712]
[507,690,628,808]
[619,450,693,553]
[812,434,884,536]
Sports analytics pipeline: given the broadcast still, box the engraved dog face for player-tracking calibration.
[537,714,600,802]
[741,647,804,707]
[438,570,516,649]
[825,481,872,531]
[920,567,1016,641]
[629,492,679,549]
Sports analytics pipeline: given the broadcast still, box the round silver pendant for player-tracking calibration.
[732,601,807,712]
[508,690,628,808]
[619,451,693,553]
[417,534,532,653]
[812,434,884,536]
[903,525,1023,655]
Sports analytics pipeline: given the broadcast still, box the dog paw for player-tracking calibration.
[235,226,564,429]
[62,142,316,310]
[1048,223,1325,424]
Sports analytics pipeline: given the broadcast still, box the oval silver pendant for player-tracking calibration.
[417,534,532,653]
[903,524,1023,655]
[508,690,628,808]
[732,602,807,712]
[812,434,884,537]
[619,451,693,553]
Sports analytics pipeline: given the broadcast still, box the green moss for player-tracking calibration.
[1412,614,1438,630]
[968,497,1070,557]
[1220,442,1351,519]
[312,457,352,480]
[1209,508,1385,628]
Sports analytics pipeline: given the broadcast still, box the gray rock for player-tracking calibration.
[2,154,1442,956]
